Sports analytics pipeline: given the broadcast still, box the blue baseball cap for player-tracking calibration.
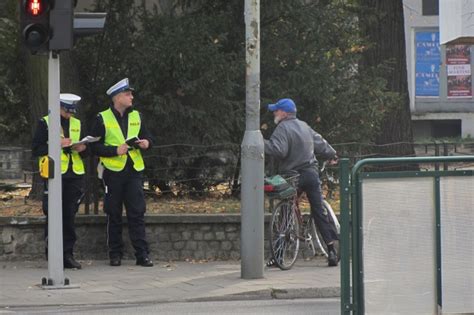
[267,98,296,113]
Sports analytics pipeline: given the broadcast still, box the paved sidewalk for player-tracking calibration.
[0,258,340,308]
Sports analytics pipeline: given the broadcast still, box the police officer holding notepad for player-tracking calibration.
[32,93,88,269]
[90,78,153,267]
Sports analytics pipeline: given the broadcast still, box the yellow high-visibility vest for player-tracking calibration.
[40,116,85,175]
[99,108,145,172]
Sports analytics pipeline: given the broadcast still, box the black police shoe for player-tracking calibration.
[136,257,153,267]
[110,257,121,266]
[328,249,338,267]
[64,256,82,269]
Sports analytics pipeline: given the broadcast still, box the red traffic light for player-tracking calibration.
[20,0,51,54]
[27,0,42,16]
[24,0,50,17]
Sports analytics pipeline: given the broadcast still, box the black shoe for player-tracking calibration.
[64,256,82,269]
[328,249,338,267]
[110,257,121,266]
[136,257,153,267]
[266,258,277,268]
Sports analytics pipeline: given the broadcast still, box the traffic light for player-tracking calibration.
[20,0,51,54]
[20,0,106,53]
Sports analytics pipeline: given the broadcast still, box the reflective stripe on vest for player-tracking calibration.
[40,116,85,175]
[99,108,145,172]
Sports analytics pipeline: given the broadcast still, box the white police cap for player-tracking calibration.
[60,93,81,113]
[106,78,134,97]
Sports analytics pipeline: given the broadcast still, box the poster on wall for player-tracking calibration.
[415,32,440,97]
[446,45,472,98]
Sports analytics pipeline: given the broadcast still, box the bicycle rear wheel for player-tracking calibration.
[269,199,300,270]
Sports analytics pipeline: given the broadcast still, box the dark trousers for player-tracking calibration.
[298,167,338,244]
[103,172,149,260]
[43,177,83,256]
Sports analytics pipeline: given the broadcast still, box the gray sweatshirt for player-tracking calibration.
[264,115,336,173]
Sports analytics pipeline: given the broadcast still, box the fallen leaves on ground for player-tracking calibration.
[0,185,340,216]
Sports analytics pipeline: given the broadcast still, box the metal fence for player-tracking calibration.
[339,156,474,314]
[1,140,474,215]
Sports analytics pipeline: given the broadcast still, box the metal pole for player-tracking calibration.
[241,0,264,279]
[339,159,352,314]
[443,142,448,170]
[45,51,65,286]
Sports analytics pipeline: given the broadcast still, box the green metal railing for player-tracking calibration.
[339,156,474,315]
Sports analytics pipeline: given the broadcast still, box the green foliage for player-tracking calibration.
[73,0,247,193]
[73,0,143,123]
[0,2,29,144]
[74,0,398,146]
[75,0,245,146]
[0,0,407,196]
[260,0,400,143]
[68,0,403,192]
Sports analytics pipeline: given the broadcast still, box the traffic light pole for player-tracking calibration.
[241,0,264,279]
[42,51,72,289]
[19,0,104,288]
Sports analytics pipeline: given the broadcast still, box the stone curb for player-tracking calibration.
[0,287,341,309]
[189,286,341,302]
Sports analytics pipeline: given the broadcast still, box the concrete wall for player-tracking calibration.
[0,147,25,180]
[0,214,319,261]
[440,0,474,45]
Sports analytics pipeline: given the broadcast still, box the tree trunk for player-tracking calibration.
[24,54,48,200]
[60,51,82,99]
[359,0,415,160]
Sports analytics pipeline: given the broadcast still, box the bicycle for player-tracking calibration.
[264,162,340,270]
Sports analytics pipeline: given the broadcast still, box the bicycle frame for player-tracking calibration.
[267,166,339,269]
[292,192,319,256]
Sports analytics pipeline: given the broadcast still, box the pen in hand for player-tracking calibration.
[117,143,129,155]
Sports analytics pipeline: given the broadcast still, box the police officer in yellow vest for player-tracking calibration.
[32,93,87,269]
[90,78,153,267]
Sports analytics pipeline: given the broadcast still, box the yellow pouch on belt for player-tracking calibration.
[39,156,54,179]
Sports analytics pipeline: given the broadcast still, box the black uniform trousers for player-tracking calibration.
[43,177,83,256]
[103,170,149,260]
[298,167,338,244]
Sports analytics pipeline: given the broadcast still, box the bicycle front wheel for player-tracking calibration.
[269,199,300,270]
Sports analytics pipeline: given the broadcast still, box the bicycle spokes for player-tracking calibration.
[270,200,300,270]
[304,228,317,256]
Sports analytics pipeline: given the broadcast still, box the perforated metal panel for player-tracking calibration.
[440,176,474,314]
[361,177,437,314]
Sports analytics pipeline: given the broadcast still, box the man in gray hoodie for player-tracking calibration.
[264,98,339,267]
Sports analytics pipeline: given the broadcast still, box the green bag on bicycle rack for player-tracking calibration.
[264,175,297,199]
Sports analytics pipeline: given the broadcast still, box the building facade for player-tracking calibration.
[404,0,474,139]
